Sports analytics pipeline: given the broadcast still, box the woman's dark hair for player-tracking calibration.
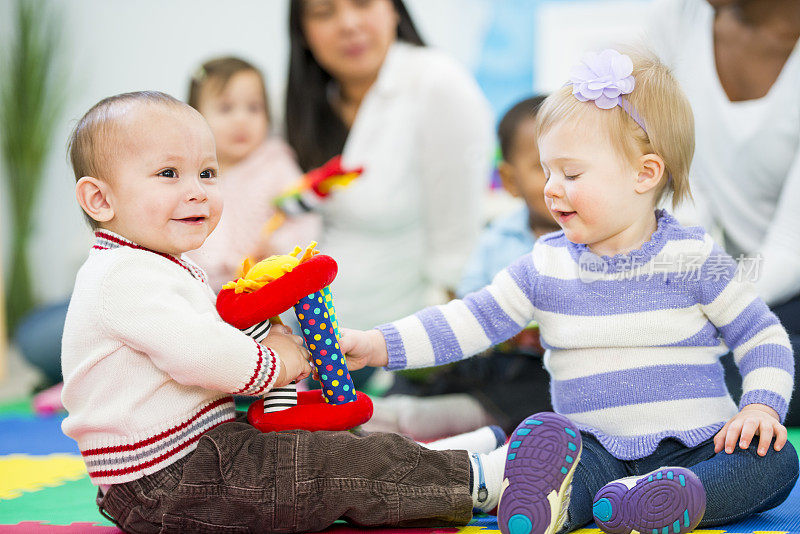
[286,0,424,171]
[187,56,271,125]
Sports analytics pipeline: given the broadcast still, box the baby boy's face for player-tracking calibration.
[102,104,222,256]
[508,118,550,219]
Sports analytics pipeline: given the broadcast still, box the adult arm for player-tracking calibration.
[417,54,495,296]
[753,148,800,305]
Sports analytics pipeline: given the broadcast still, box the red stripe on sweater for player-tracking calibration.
[251,348,279,396]
[82,397,232,457]
[87,416,234,479]
[94,231,205,283]
[234,341,264,394]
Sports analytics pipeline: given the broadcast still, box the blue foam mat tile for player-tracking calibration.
[0,416,78,455]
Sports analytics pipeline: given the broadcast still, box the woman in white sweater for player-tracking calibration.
[284,0,494,343]
[648,0,800,423]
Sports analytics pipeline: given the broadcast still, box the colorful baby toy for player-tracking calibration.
[216,243,373,432]
[263,155,363,236]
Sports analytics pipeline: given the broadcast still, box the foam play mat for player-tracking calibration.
[0,397,798,533]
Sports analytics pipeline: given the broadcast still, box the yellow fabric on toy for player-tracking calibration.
[0,454,86,499]
[315,171,360,195]
[222,242,320,294]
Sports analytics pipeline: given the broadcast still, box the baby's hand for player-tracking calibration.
[713,403,787,456]
[264,325,313,387]
[339,328,388,371]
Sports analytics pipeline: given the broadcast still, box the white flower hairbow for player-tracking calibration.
[568,49,647,133]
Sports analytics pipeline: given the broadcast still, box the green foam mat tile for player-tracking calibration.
[0,476,113,527]
[0,398,33,417]
[0,522,121,532]
[788,427,800,449]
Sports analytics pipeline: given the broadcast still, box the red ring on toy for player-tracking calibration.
[217,254,338,329]
[247,390,373,432]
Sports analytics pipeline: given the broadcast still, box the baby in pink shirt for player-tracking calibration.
[185,56,320,290]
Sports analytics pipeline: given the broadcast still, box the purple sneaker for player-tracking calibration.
[498,413,582,534]
[592,467,706,534]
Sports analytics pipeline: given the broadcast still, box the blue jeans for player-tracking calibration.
[559,433,799,532]
[13,299,69,385]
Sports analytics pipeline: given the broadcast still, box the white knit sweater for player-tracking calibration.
[61,231,281,485]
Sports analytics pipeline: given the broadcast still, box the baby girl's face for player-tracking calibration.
[103,104,222,255]
[198,70,269,168]
[538,110,648,255]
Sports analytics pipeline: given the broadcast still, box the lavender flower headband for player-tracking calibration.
[568,49,648,135]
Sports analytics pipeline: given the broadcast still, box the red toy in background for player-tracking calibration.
[263,155,364,236]
[216,243,373,432]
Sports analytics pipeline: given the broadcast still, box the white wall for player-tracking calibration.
[6,0,296,302]
[534,0,650,92]
[1,0,650,303]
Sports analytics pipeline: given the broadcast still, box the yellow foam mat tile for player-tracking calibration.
[0,454,87,500]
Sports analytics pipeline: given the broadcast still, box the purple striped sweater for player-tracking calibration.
[377,211,794,459]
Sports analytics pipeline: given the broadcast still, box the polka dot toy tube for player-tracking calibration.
[320,285,341,339]
[294,289,357,404]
